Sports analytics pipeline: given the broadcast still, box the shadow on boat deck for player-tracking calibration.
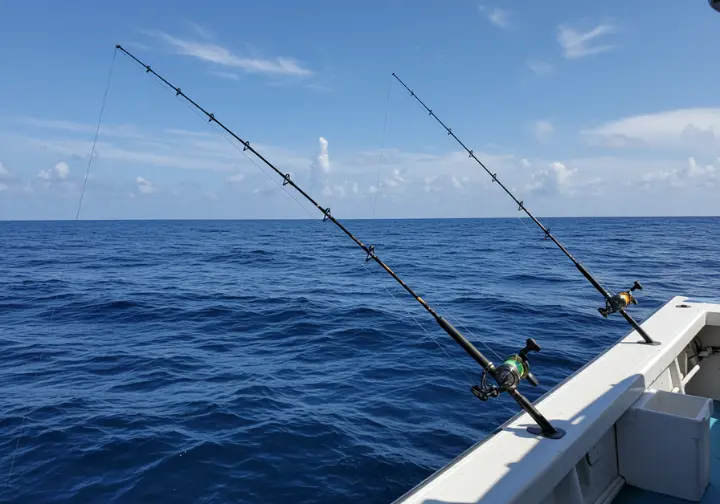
[393,373,649,504]
[412,391,719,504]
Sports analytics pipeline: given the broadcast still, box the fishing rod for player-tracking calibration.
[392,73,657,346]
[115,44,566,439]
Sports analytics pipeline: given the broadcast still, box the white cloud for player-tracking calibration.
[136,176,155,194]
[642,157,719,190]
[150,31,313,76]
[527,60,552,75]
[316,137,330,173]
[0,162,8,177]
[54,162,69,179]
[227,172,245,183]
[322,182,348,198]
[557,23,615,59]
[520,158,530,168]
[583,108,720,150]
[13,119,320,186]
[37,161,70,181]
[310,136,330,187]
[534,120,555,140]
[484,8,511,29]
[526,161,578,195]
[384,169,405,188]
[368,168,408,197]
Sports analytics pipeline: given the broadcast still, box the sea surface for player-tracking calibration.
[1,217,718,503]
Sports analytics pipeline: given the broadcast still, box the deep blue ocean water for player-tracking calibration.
[1,217,718,503]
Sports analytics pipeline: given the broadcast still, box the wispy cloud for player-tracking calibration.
[479,6,511,29]
[136,176,155,194]
[28,137,236,172]
[148,31,313,76]
[227,172,245,183]
[187,22,214,40]
[18,117,146,139]
[163,128,214,138]
[557,23,615,59]
[527,60,552,75]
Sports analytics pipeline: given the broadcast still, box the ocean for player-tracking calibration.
[1,217,718,503]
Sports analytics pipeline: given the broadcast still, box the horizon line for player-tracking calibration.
[1,215,718,223]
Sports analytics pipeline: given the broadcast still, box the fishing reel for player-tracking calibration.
[472,338,541,401]
[598,281,643,318]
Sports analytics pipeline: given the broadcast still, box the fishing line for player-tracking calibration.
[392,73,656,345]
[5,46,118,488]
[371,76,392,219]
[514,215,598,313]
[168,82,477,386]
[114,44,567,438]
[366,76,501,361]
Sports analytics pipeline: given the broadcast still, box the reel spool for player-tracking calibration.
[472,338,541,401]
[599,281,643,318]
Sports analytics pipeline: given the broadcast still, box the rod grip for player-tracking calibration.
[436,317,492,370]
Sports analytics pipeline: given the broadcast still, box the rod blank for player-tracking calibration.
[392,73,655,345]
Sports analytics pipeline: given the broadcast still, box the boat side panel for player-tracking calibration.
[394,298,720,504]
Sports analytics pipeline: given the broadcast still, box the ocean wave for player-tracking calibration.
[1,217,718,503]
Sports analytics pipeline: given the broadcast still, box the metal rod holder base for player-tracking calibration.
[527,426,566,439]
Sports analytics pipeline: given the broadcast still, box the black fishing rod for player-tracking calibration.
[392,73,656,346]
[115,44,566,439]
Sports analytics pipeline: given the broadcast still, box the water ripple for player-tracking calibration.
[0,217,718,503]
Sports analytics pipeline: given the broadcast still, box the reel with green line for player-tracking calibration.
[472,338,541,401]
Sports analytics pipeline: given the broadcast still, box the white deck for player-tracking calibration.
[394,296,720,504]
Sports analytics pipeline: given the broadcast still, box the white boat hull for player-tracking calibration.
[394,296,720,504]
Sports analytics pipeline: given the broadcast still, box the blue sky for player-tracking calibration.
[1,1,719,219]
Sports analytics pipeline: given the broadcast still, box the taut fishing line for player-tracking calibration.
[391,73,656,346]
[6,46,118,488]
[115,44,566,438]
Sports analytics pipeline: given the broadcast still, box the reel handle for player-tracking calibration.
[519,338,541,387]
[519,338,540,361]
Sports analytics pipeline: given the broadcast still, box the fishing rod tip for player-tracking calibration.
[115,44,122,49]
